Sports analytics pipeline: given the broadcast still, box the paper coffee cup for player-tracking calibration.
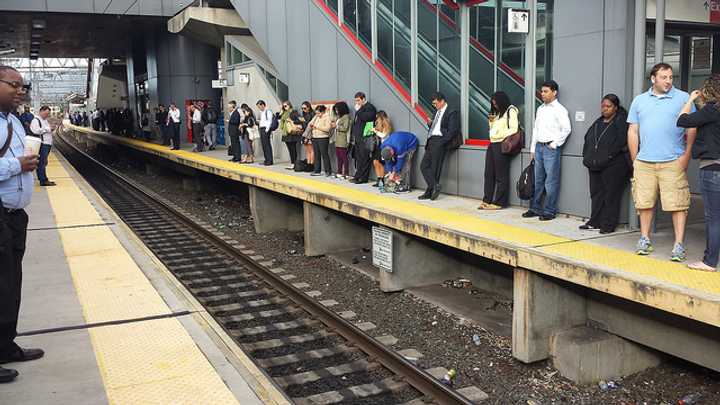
[24,136,41,156]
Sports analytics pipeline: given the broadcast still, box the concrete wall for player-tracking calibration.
[230,0,634,219]
[222,63,290,162]
[126,26,221,140]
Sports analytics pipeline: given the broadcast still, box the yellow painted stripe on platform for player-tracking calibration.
[42,157,106,227]
[44,153,240,405]
[541,241,720,295]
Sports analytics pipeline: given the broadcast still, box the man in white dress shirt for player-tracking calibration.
[256,100,274,166]
[190,104,204,152]
[29,105,55,186]
[523,80,571,221]
[168,103,181,150]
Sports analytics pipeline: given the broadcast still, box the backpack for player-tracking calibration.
[207,108,218,123]
[516,159,535,200]
[268,111,279,132]
[448,131,463,150]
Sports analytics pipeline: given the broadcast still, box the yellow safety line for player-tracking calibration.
[44,154,240,405]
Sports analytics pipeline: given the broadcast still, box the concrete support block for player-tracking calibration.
[249,186,303,234]
[303,202,370,256]
[512,268,587,363]
[550,326,662,385]
[587,291,720,372]
[378,230,467,292]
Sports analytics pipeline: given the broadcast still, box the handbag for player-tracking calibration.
[362,121,374,137]
[500,106,523,156]
[248,126,259,140]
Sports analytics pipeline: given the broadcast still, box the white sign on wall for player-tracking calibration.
[211,79,228,88]
[237,73,250,84]
[508,8,530,34]
[372,226,393,273]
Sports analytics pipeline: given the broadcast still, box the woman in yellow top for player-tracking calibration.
[480,91,518,210]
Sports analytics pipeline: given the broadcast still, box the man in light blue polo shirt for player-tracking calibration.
[0,66,43,384]
[627,62,697,261]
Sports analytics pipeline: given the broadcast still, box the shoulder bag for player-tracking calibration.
[501,106,524,156]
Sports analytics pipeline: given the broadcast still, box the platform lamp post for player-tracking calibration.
[523,1,537,155]
[629,0,647,231]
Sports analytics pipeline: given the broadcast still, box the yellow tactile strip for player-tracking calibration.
[44,153,240,405]
[68,125,720,326]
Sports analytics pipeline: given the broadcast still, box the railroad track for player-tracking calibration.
[55,130,478,405]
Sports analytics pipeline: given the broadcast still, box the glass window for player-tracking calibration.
[232,45,244,66]
[394,0,411,89]
[326,0,338,12]
[343,0,358,33]
[377,0,394,68]
[357,0,372,48]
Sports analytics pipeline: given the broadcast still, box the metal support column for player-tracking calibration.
[410,0,418,106]
[630,0,647,230]
[460,5,470,139]
[338,0,344,26]
[655,0,665,63]
[371,0,378,63]
[523,0,537,141]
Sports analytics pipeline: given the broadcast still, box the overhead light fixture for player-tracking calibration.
[0,49,16,56]
[32,20,46,30]
[31,33,42,39]
[31,40,40,46]
[30,48,39,54]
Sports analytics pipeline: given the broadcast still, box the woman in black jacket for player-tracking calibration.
[581,94,631,234]
[677,75,720,272]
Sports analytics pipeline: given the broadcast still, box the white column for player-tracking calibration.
[523,0,538,141]
[460,5,470,139]
[410,0,418,105]
[655,0,665,63]
[338,0,344,26]
[371,0,378,63]
[630,0,647,231]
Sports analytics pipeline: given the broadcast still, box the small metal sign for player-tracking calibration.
[508,8,530,34]
[211,79,228,88]
[372,226,393,273]
[237,72,250,84]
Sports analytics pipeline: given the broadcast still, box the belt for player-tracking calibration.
[538,141,553,145]
[2,207,23,215]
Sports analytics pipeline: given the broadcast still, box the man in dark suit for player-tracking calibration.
[349,91,377,184]
[227,101,241,162]
[419,92,460,201]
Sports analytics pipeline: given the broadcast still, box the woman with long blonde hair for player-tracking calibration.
[372,111,393,187]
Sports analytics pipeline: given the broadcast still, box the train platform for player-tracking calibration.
[1,150,287,404]
[64,122,720,375]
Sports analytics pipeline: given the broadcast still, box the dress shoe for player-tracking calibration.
[418,190,431,200]
[430,186,441,201]
[0,366,18,383]
[599,228,615,234]
[522,210,539,218]
[0,346,44,364]
[310,172,322,176]
[40,181,56,186]
[539,215,555,221]
[579,223,599,230]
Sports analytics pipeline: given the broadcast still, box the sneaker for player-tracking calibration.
[394,185,411,194]
[636,236,653,255]
[670,243,687,262]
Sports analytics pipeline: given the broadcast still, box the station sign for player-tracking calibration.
[211,79,228,88]
[372,226,393,273]
[508,8,529,34]
[237,73,250,84]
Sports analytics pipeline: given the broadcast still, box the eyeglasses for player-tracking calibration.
[0,79,30,93]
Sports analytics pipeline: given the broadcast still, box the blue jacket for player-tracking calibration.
[381,131,418,173]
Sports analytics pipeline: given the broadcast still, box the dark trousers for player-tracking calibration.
[228,126,240,160]
[353,138,373,182]
[37,144,51,183]
[420,137,447,191]
[587,159,630,231]
[285,140,299,165]
[171,122,180,148]
[699,168,720,267]
[483,142,511,207]
[336,147,349,176]
[160,124,169,145]
[312,138,332,174]
[0,209,28,355]
[192,123,204,151]
[260,127,273,164]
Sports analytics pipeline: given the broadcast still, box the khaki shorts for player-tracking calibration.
[631,159,690,211]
